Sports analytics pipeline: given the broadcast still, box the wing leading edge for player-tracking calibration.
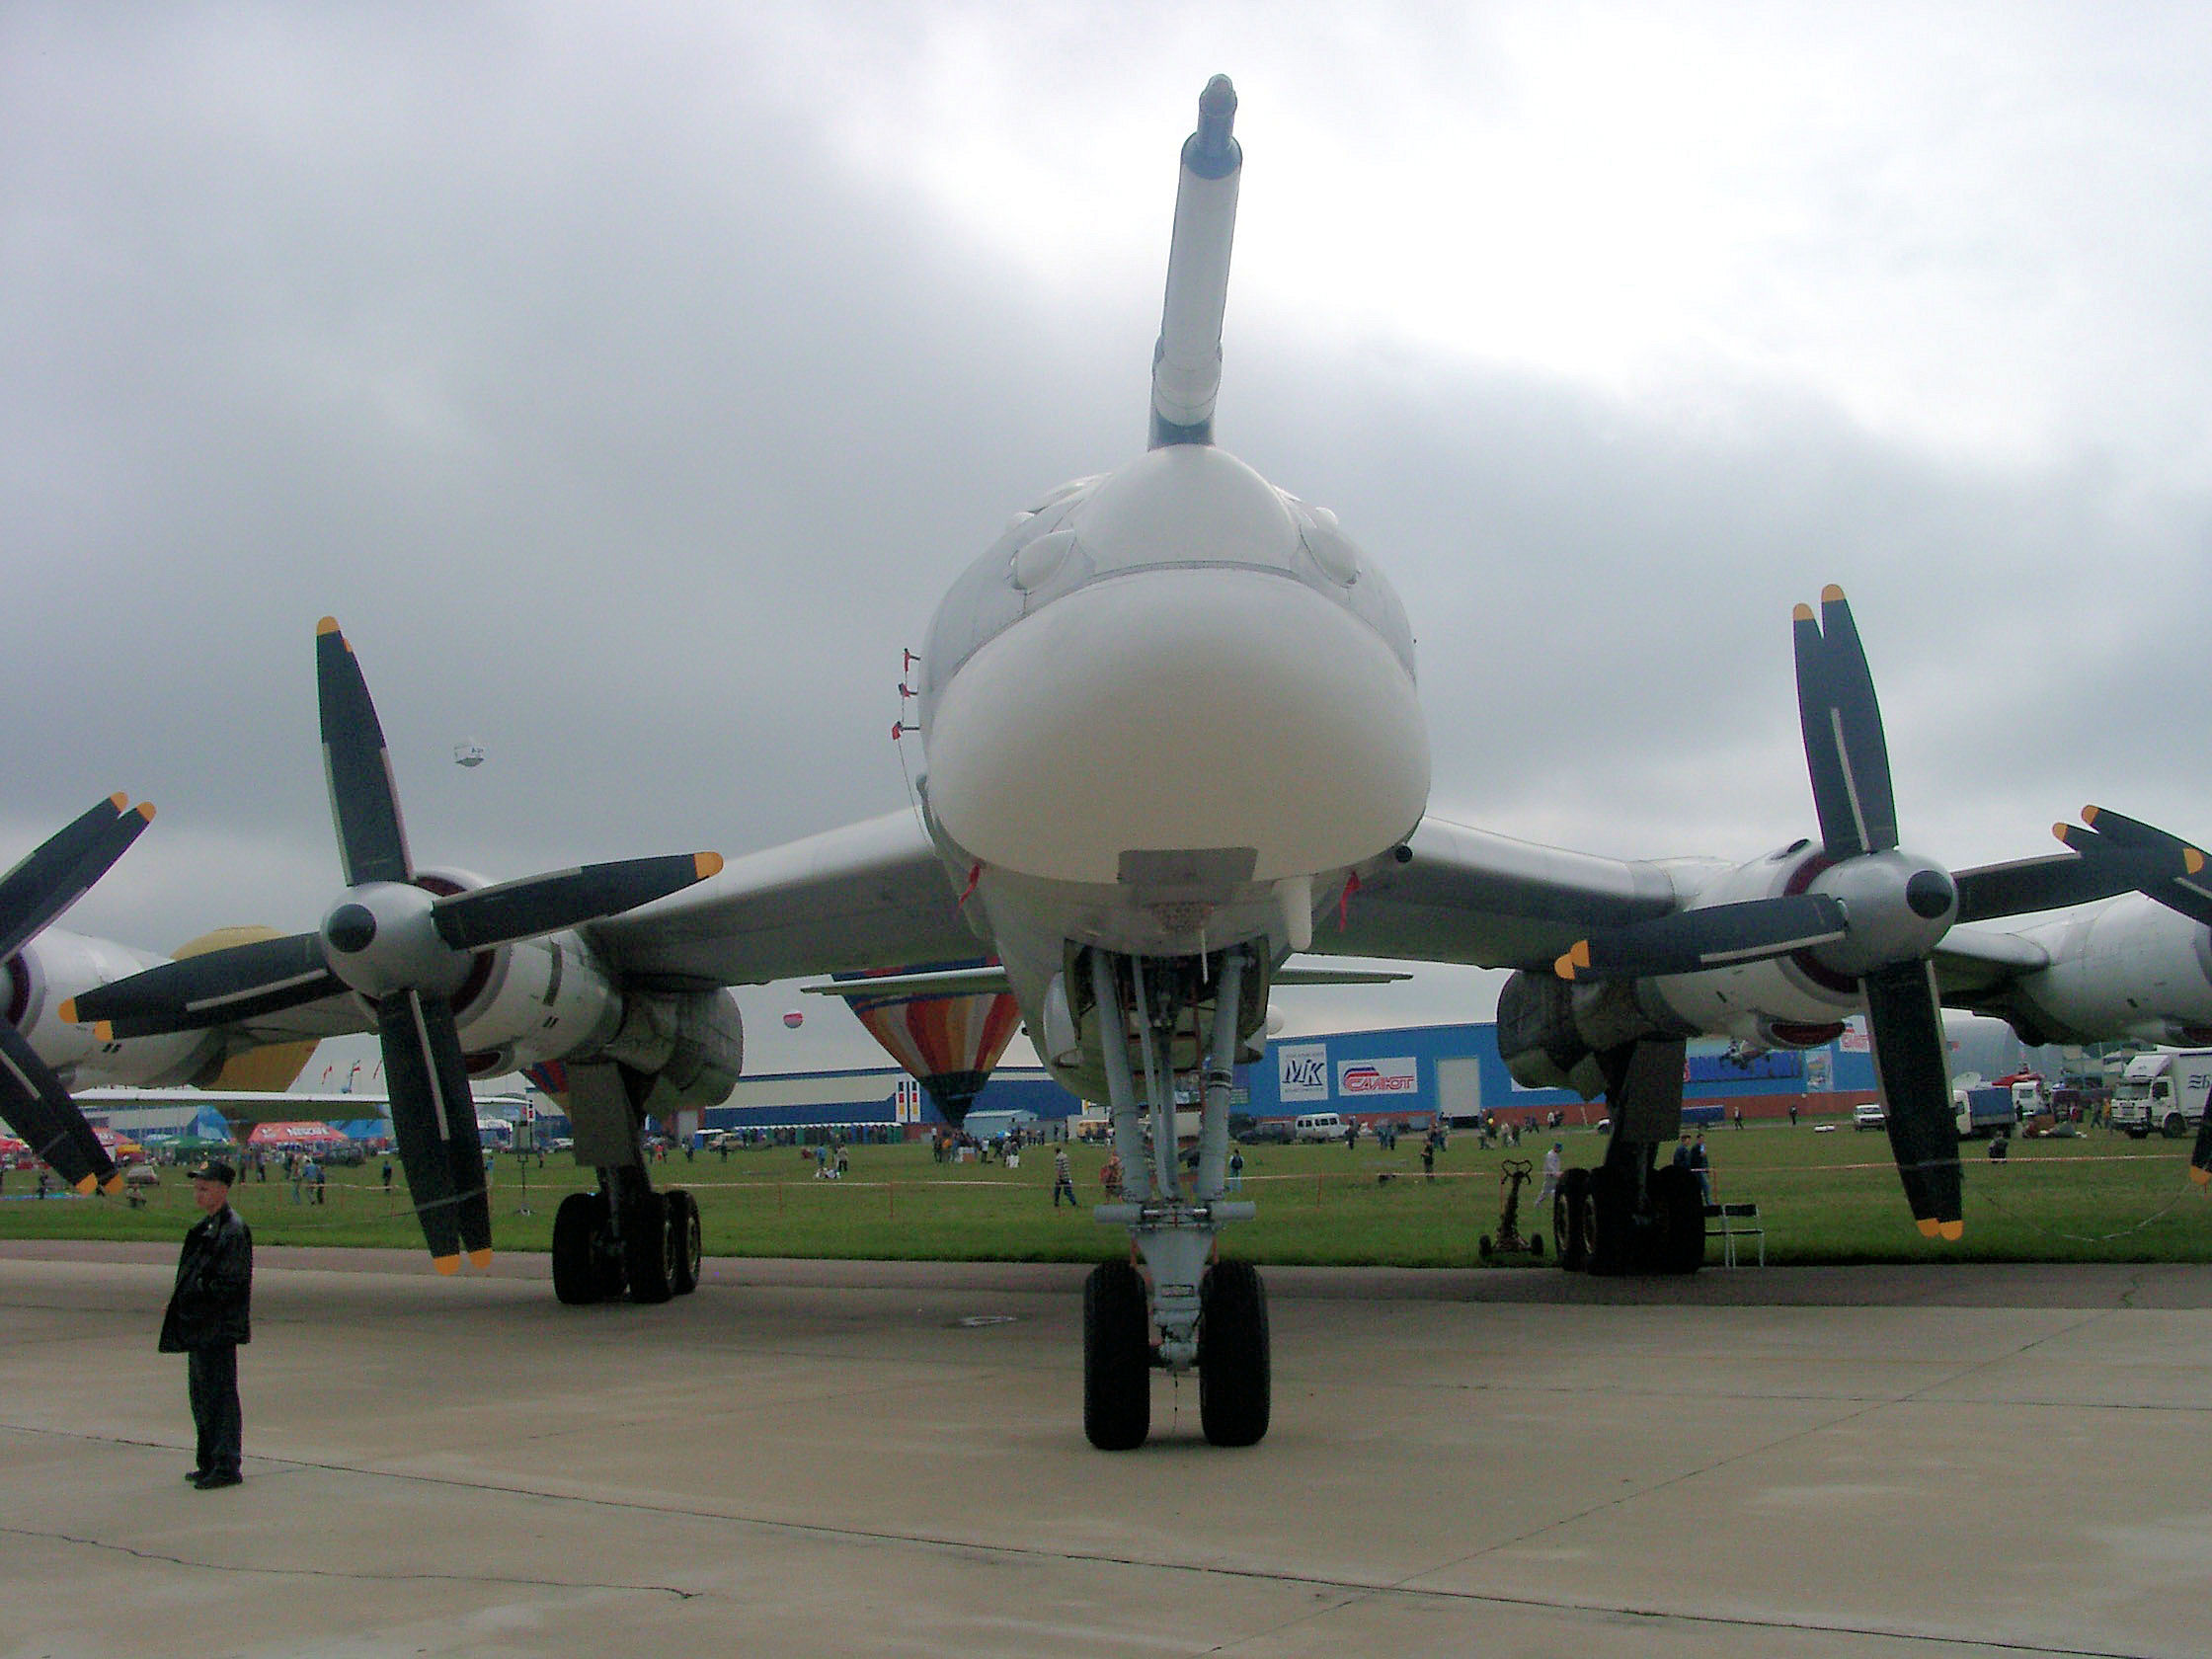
[585,809,977,988]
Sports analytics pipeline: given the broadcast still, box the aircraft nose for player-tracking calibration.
[924,565,1429,886]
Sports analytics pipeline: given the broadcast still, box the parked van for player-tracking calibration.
[1293,1112,1348,1143]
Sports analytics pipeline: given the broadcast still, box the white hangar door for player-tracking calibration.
[1436,1056,1482,1125]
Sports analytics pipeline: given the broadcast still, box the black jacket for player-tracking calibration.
[159,1205,253,1352]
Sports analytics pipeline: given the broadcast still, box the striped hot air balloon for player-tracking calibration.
[838,960,1020,1127]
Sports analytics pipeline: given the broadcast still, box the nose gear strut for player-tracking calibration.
[1080,946,1270,1449]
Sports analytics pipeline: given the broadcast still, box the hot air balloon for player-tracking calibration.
[837,960,1021,1128]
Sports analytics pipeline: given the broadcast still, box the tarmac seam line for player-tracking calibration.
[0,1522,703,1601]
[2,1426,2173,1659]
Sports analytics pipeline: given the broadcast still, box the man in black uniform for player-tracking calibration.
[160,1159,252,1489]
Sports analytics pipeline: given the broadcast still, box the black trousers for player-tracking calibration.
[188,1344,243,1476]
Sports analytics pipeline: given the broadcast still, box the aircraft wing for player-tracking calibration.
[1926,923,2061,1031]
[1310,812,1684,970]
[584,809,978,988]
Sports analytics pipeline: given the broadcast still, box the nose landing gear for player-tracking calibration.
[1079,947,1270,1449]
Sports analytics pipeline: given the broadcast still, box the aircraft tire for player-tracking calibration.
[1584,1165,1634,1277]
[623,1191,673,1304]
[1649,1164,1704,1275]
[1198,1261,1270,1448]
[1083,1260,1151,1451]
[551,1192,601,1304]
[1555,1168,1590,1272]
[666,1189,702,1295]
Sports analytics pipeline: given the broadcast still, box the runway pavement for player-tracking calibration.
[3,1243,2208,1657]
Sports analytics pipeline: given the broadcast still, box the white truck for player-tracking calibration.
[2109,1051,2212,1140]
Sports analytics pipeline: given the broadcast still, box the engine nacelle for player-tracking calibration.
[6,927,220,1088]
[1627,843,1876,1044]
[1987,896,2212,1046]
[597,987,745,1114]
[402,868,624,1075]
[1497,840,1892,1091]
[1495,970,1693,1098]
[448,930,624,1075]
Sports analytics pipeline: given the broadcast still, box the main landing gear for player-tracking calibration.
[1081,948,1270,1450]
[1553,1037,1704,1278]
[547,1061,704,1305]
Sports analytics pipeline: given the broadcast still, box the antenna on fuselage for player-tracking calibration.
[1149,74,1241,449]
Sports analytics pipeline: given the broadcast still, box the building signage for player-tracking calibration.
[1278,1044,1330,1102]
[1337,1057,1418,1096]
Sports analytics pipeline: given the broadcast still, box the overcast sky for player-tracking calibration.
[5,3,2208,1082]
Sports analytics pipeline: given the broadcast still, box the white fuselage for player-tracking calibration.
[917,443,1429,1087]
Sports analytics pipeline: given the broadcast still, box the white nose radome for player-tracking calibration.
[925,565,1428,885]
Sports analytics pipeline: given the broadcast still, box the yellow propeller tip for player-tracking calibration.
[432,1254,462,1276]
[56,999,77,1024]
[695,851,724,880]
[1938,1220,1964,1241]
[100,1174,126,1197]
[73,1175,99,1196]
[467,1248,493,1269]
[94,1022,115,1045]
[2186,847,2206,877]
[1791,602,1815,622]
[2052,824,2070,844]
[135,801,155,823]
[2082,804,2100,825]
[1916,1218,1940,1237]
[1821,584,1846,603]
[315,615,341,635]
[2190,1166,2210,1187]
[107,790,128,810]
[1552,950,1581,982]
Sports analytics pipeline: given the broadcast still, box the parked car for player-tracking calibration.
[1853,1102,1887,1132]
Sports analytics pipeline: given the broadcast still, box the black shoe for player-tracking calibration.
[193,1470,242,1489]
[185,1469,205,1483]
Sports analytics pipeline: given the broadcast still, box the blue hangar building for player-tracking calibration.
[685,1021,1892,1139]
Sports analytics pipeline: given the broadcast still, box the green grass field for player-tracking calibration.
[8,1119,2210,1267]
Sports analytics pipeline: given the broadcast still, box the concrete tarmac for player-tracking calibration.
[4,1243,2209,1658]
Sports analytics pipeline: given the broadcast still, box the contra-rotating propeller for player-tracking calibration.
[1557,588,2149,1239]
[0,794,154,1194]
[69,619,722,1272]
[2054,805,2212,1184]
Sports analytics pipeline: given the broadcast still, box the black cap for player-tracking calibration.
[188,1159,236,1186]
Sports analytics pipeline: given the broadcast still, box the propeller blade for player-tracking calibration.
[1555,894,1848,981]
[65,931,339,1040]
[1951,851,2147,925]
[0,794,155,963]
[430,852,725,952]
[375,990,490,1270]
[316,618,412,888]
[2190,1109,2212,1189]
[1793,587,1898,860]
[0,1022,119,1194]
[1862,958,1962,1236]
[2056,809,2212,927]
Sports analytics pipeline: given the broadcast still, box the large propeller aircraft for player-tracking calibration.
[26,77,2212,1451]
